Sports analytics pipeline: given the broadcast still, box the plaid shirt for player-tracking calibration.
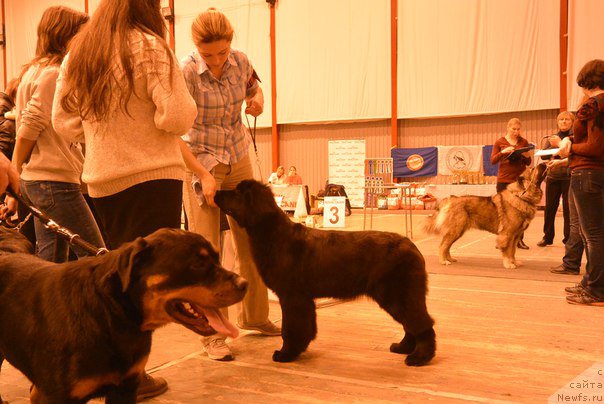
[181,49,259,171]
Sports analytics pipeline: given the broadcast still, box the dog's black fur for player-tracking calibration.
[0,228,247,403]
[0,226,33,254]
[216,180,436,366]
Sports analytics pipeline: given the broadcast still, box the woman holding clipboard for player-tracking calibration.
[491,117,533,249]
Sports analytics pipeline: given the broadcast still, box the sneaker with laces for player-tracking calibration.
[237,321,281,336]
[136,373,168,402]
[565,284,584,295]
[566,291,604,306]
[203,338,234,361]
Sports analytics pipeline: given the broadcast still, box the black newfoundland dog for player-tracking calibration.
[216,180,436,366]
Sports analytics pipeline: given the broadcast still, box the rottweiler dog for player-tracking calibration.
[0,228,247,403]
[215,180,436,366]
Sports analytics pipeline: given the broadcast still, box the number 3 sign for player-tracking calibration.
[323,196,346,228]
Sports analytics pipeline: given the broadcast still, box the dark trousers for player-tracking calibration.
[91,179,183,249]
[563,188,586,272]
[571,170,604,299]
[542,178,570,243]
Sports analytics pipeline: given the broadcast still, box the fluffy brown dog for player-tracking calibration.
[424,163,547,269]
[215,180,436,366]
[0,228,247,403]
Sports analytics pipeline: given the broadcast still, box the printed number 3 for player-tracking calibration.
[329,206,339,224]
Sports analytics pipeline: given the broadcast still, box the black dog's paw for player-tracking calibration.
[272,349,298,362]
[405,351,435,366]
[404,328,436,366]
[390,334,416,355]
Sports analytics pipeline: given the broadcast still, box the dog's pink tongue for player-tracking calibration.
[204,309,239,338]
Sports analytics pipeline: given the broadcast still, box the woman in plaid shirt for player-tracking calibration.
[181,8,281,362]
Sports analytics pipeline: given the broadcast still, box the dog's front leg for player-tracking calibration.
[105,375,138,404]
[273,296,317,363]
[501,241,518,269]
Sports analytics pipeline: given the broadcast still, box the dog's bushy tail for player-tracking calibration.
[423,198,451,235]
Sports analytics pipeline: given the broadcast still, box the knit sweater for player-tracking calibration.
[52,31,197,197]
[17,64,84,183]
[490,136,531,183]
[569,93,604,172]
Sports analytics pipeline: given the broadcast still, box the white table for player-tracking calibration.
[426,184,496,200]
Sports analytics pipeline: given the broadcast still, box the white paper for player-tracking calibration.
[535,148,560,157]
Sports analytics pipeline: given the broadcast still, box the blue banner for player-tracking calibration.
[482,145,499,176]
[391,147,438,177]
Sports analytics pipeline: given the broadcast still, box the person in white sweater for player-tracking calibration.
[51,0,216,400]
[10,6,104,262]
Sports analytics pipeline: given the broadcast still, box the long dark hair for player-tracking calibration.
[60,0,173,121]
[19,6,88,79]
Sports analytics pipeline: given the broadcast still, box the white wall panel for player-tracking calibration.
[275,0,391,124]
[567,0,604,110]
[398,0,559,118]
[5,0,84,81]
[173,0,272,128]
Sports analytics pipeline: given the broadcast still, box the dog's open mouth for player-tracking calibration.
[165,300,239,338]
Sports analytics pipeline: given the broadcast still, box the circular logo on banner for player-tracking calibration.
[406,154,424,171]
[445,147,474,172]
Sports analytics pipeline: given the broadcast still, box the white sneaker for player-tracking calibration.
[237,321,282,336]
[202,338,233,361]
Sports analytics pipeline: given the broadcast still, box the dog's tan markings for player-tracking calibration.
[125,356,149,378]
[199,248,209,256]
[71,373,120,399]
[30,385,43,404]
[69,356,149,399]
[146,274,169,288]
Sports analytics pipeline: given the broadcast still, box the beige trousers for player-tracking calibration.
[183,155,270,333]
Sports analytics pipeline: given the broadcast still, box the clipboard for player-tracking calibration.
[506,145,534,160]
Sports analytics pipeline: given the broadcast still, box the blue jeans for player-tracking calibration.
[21,180,105,263]
[562,187,586,272]
[570,170,604,299]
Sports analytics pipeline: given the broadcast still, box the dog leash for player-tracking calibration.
[1,211,31,231]
[244,113,264,180]
[7,187,108,256]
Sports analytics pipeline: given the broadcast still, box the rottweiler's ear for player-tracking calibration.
[110,237,151,292]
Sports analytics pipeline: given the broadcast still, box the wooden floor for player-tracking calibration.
[2,210,603,403]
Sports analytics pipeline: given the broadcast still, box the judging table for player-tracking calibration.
[363,184,415,238]
[426,184,497,200]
